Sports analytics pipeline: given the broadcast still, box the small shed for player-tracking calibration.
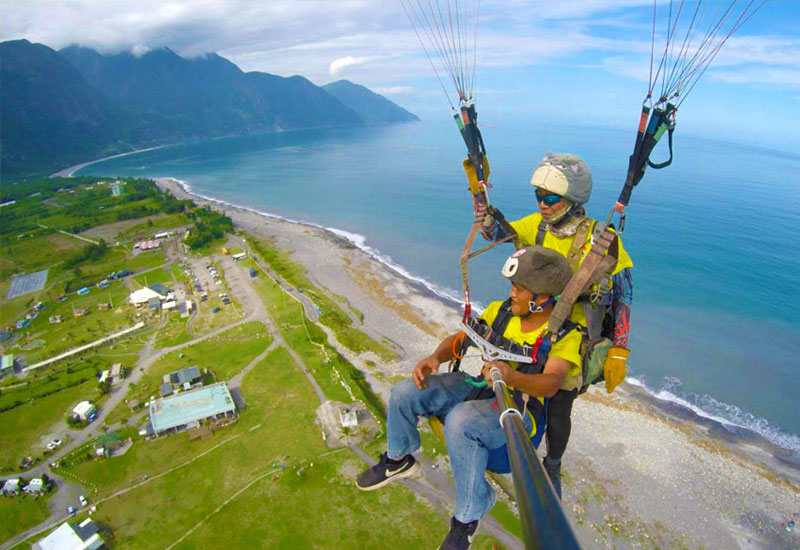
[160,383,174,397]
[1,478,20,495]
[26,478,44,493]
[72,401,96,421]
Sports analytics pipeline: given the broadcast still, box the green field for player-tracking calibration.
[245,238,395,361]
[0,491,54,544]
[126,322,270,407]
[61,348,508,550]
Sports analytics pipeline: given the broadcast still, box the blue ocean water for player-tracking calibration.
[76,118,800,454]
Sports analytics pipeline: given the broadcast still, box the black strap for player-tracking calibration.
[647,124,674,169]
[535,221,547,246]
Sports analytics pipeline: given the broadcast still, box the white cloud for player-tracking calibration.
[329,56,368,77]
[371,86,416,95]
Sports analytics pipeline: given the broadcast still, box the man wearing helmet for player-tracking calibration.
[470,153,634,498]
[356,246,582,550]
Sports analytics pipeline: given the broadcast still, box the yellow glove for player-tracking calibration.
[462,157,490,196]
[603,346,630,394]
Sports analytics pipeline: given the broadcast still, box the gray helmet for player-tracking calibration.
[501,246,572,296]
[530,152,592,205]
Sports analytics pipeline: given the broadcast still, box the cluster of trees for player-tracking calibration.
[64,239,109,268]
[184,206,233,249]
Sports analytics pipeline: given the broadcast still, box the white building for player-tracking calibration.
[25,478,44,493]
[33,518,105,550]
[128,287,164,306]
[72,401,96,421]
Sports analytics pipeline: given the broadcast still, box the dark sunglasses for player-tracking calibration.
[535,191,563,206]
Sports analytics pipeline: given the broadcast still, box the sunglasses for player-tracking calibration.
[535,191,563,206]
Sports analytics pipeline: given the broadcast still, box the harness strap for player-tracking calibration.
[565,218,593,272]
[535,221,547,246]
[548,228,619,335]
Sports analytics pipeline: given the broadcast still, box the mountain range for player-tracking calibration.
[0,40,417,181]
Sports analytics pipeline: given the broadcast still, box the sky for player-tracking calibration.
[1,0,799,151]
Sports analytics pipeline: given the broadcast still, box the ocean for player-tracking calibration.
[75,117,800,458]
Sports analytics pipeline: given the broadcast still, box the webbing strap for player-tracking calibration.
[548,227,618,335]
[565,218,593,272]
[535,221,547,246]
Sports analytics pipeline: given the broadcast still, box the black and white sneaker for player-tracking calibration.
[356,452,419,491]
[439,517,479,550]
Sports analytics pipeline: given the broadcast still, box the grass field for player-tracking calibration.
[133,265,173,288]
[127,322,270,406]
[245,237,395,362]
[61,348,509,550]
[0,492,54,544]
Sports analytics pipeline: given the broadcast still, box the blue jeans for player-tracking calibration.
[386,372,532,523]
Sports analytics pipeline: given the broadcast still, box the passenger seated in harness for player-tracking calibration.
[356,246,582,550]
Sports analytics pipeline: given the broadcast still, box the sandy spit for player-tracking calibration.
[155,177,799,550]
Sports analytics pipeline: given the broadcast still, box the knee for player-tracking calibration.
[444,402,474,441]
[390,378,418,408]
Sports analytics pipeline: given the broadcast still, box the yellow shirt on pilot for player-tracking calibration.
[510,212,633,328]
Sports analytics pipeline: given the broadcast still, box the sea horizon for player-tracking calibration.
[73,117,800,458]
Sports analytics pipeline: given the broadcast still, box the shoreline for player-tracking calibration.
[49,145,169,178]
[159,177,800,463]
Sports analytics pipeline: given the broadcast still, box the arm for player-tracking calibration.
[481,356,570,398]
[412,332,461,389]
[611,268,634,348]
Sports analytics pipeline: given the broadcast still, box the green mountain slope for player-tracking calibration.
[323,80,418,124]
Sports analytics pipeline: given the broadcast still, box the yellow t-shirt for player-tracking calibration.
[479,301,582,384]
[510,212,633,328]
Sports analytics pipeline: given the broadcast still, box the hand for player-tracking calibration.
[481,361,513,385]
[603,347,630,393]
[473,197,488,224]
[412,356,440,389]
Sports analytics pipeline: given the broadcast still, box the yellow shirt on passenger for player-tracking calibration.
[479,301,583,386]
[510,212,633,329]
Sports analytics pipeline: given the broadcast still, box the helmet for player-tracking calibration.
[530,152,592,205]
[501,246,572,297]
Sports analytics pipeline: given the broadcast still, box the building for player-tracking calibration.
[149,382,236,435]
[33,518,105,550]
[128,287,164,306]
[1,478,19,495]
[1,354,14,377]
[163,367,202,392]
[109,363,122,386]
[25,478,44,493]
[339,408,359,428]
[148,283,171,297]
[110,180,125,197]
[72,401,96,421]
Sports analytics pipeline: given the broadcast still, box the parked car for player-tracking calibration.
[79,495,88,507]
[52,439,62,447]
[46,442,56,450]
[67,506,76,515]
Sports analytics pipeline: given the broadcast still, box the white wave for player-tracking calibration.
[627,376,800,452]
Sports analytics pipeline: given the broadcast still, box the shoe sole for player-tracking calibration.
[356,461,420,491]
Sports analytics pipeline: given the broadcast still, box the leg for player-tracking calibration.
[544,388,577,497]
[444,400,532,523]
[387,372,472,459]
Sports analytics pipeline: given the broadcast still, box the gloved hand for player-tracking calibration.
[462,157,490,196]
[603,346,629,393]
[473,197,487,224]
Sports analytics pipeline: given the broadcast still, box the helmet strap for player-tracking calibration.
[527,295,556,315]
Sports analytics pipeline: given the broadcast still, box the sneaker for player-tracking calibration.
[356,452,419,491]
[543,457,562,499]
[439,517,479,550]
